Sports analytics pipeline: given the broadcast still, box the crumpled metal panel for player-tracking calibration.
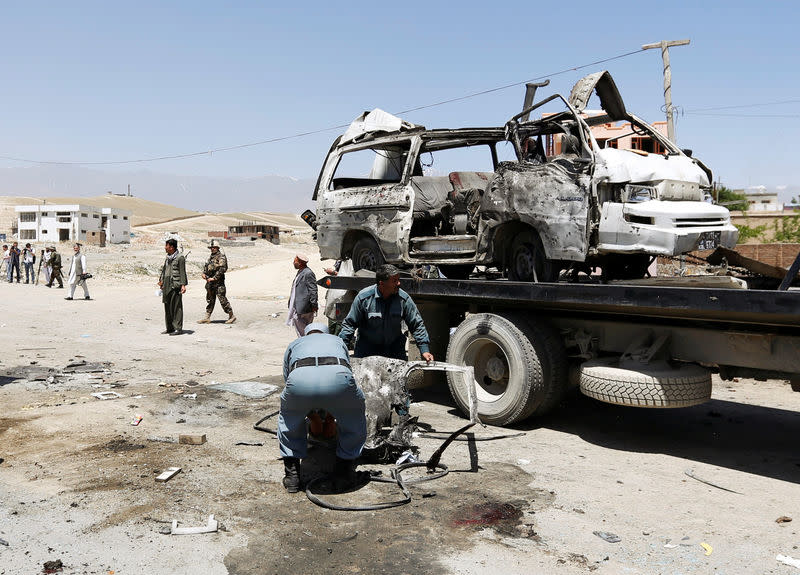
[594,148,709,186]
[478,162,591,262]
[340,109,420,145]
[569,71,627,120]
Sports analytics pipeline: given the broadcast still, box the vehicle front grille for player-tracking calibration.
[673,217,728,228]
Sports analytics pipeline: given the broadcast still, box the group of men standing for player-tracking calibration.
[0,242,89,299]
[1,242,37,284]
[157,238,236,336]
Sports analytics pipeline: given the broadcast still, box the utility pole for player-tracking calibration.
[642,39,690,144]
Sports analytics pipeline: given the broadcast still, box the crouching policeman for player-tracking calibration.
[278,322,367,493]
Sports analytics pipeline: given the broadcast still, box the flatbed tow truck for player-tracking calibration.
[322,261,800,426]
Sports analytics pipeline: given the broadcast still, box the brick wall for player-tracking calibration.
[728,243,800,268]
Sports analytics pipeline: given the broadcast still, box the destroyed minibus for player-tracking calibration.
[312,71,737,281]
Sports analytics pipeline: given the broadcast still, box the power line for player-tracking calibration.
[686,98,800,112]
[684,111,800,118]
[0,47,648,167]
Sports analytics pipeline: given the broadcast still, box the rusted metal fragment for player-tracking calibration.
[706,246,795,280]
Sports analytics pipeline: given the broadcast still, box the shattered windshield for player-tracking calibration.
[329,142,411,190]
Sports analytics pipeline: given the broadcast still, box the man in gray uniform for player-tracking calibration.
[278,322,367,493]
[339,264,434,362]
[158,238,188,335]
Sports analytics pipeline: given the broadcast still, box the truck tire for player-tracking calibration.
[352,236,385,272]
[579,359,712,408]
[445,313,566,425]
[506,231,557,282]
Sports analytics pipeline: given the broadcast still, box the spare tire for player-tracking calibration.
[445,313,566,425]
[579,359,712,408]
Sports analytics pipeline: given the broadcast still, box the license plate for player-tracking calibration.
[696,231,721,251]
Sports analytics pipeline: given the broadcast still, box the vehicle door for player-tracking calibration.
[315,137,416,262]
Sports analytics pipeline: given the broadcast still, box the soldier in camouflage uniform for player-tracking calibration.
[197,239,236,324]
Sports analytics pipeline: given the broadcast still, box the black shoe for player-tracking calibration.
[84,296,91,300]
[161,330,174,335]
[64,297,73,300]
[168,330,183,336]
[282,457,300,493]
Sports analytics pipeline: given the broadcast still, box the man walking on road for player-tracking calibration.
[285,253,317,337]
[197,239,236,324]
[46,246,63,288]
[65,243,90,300]
[158,238,188,335]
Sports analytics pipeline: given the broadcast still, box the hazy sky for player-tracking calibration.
[0,1,797,190]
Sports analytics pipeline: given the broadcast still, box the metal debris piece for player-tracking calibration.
[776,515,793,524]
[777,555,800,569]
[91,391,122,400]
[170,514,218,535]
[593,531,621,543]
[701,542,713,556]
[155,467,181,483]
[0,537,8,546]
[208,381,279,398]
[130,414,143,426]
[684,468,742,494]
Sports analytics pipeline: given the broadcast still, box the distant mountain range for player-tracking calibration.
[0,165,316,215]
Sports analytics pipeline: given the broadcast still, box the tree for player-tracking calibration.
[715,186,749,211]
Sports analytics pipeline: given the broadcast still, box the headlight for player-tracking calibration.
[624,185,657,203]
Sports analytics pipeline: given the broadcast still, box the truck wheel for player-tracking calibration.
[579,359,712,407]
[352,236,385,272]
[507,231,557,282]
[438,264,474,280]
[446,313,566,425]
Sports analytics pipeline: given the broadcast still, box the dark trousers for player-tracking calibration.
[24,262,34,283]
[206,281,233,315]
[9,260,20,282]
[163,289,184,332]
[47,268,63,287]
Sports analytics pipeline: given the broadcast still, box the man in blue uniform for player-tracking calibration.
[339,264,434,362]
[278,323,367,493]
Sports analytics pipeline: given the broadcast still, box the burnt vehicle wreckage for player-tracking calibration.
[307,71,738,281]
[302,72,800,430]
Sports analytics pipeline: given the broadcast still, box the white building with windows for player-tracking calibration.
[15,204,132,244]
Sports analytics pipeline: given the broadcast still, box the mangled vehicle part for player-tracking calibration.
[351,356,479,462]
[313,71,737,281]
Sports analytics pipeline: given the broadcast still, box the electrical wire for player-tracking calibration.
[684,112,800,118]
[685,98,800,112]
[0,47,648,167]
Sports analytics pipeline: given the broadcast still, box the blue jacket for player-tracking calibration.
[339,285,430,359]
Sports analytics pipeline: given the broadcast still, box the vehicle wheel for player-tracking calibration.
[601,254,652,281]
[445,313,566,425]
[506,231,557,282]
[579,359,712,408]
[438,264,474,280]
[351,236,385,272]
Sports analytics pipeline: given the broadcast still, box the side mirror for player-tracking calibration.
[682,148,693,157]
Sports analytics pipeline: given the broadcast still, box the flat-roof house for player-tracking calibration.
[15,204,132,245]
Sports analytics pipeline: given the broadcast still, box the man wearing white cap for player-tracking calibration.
[285,253,318,337]
[277,322,366,493]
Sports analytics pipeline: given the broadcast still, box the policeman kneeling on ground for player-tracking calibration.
[278,322,367,493]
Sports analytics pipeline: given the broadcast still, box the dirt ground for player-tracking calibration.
[1,231,800,575]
